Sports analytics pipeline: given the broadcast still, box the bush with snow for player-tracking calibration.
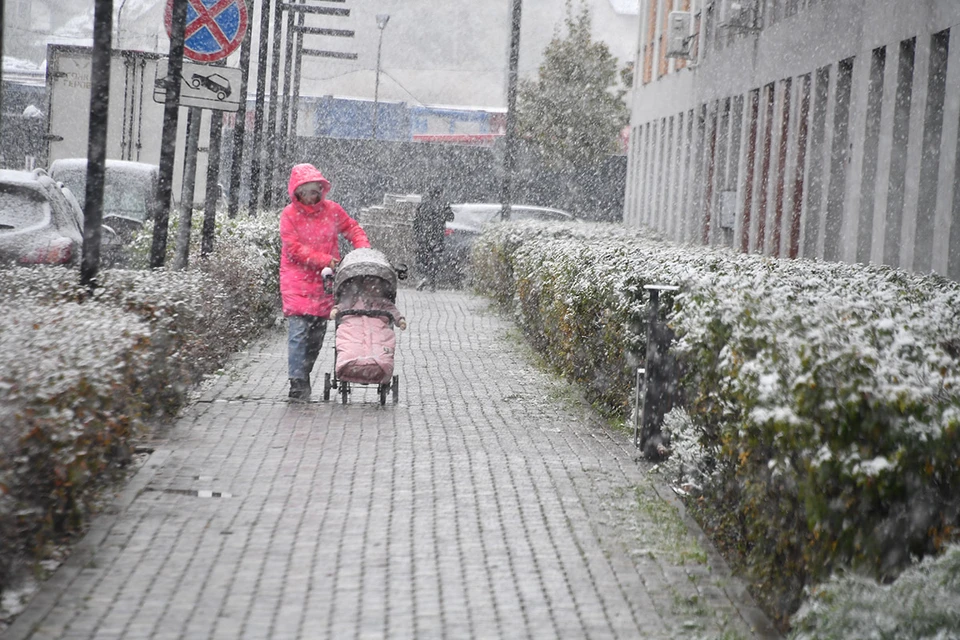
[0,212,280,594]
[789,543,960,639]
[472,221,960,630]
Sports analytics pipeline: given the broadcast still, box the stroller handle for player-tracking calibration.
[321,267,335,295]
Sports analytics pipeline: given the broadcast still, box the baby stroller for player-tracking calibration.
[323,248,407,405]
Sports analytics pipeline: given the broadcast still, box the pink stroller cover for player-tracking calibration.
[335,311,396,384]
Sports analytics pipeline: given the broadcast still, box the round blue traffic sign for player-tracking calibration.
[165,0,249,62]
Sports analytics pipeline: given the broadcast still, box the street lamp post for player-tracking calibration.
[372,13,390,139]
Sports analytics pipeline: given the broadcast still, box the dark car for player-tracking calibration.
[442,203,578,287]
[0,168,86,265]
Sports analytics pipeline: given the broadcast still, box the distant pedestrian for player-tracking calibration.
[280,163,370,401]
[413,186,454,291]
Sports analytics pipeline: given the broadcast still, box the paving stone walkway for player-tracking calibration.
[3,289,779,640]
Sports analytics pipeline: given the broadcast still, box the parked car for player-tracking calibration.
[49,158,159,246]
[0,168,86,265]
[442,203,578,286]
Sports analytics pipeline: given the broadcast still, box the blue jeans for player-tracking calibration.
[287,315,328,381]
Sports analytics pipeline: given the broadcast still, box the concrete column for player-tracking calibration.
[722,95,745,249]
[813,64,838,260]
[899,33,932,270]
[737,90,759,253]
[690,104,708,244]
[765,82,786,255]
[732,92,751,251]
[840,51,873,264]
[662,115,677,238]
[672,111,689,242]
[680,109,696,242]
[711,98,731,247]
[644,122,655,227]
[749,87,772,253]
[871,43,901,264]
[934,28,960,275]
[779,77,802,257]
[624,124,640,227]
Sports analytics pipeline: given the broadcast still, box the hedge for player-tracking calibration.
[470,220,960,632]
[0,211,281,595]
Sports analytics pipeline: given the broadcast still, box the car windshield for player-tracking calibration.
[52,165,154,223]
[0,184,48,232]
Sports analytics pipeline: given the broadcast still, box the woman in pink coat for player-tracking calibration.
[280,163,370,401]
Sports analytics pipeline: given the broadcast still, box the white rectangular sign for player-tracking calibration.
[153,59,243,112]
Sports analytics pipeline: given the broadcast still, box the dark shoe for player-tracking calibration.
[289,378,311,402]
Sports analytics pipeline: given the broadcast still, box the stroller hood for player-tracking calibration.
[334,248,398,302]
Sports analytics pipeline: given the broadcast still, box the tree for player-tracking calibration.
[515,1,630,169]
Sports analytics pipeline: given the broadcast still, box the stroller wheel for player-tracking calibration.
[392,375,399,404]
[378,383,387,406]
[340,381,349,404]
[323,373,331,401]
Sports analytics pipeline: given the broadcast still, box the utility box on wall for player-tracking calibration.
[666,12,694,59]
[718,0,760,31]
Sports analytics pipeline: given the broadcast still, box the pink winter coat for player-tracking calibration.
[279,164,370,317]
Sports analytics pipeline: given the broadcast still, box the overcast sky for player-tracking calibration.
[6,0,639,109]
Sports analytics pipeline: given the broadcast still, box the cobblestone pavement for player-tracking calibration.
[4,289,779,640]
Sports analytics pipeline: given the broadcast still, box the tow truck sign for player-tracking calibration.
[165,0,249,62]
[153,59,244,112]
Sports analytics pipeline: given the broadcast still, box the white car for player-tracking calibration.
[442,203,578,286]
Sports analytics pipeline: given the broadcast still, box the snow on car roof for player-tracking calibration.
[49,158,159,174]
[0,169,46,186]
[451,203,574,216]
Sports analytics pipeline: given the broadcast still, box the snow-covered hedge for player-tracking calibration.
[472,221,960,629]
[0,212,281,593]
[790,543,960,639]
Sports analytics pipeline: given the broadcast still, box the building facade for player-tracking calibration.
[624,0,960,280]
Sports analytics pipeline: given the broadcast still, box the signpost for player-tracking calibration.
[152,59,243,111]
[153,0,248,268]
[165,0,249,62]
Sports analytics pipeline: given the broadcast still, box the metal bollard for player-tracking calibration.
[633,367,645,449]
[636,284,679,459]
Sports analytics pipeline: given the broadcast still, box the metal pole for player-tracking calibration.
[116,0,128,49]
[263,0,284,207]
[633,367,646,449]
[277,0,296,169]
[227,0,254,219]
[202,110,223,257]
[372,14,389,140]
[249,0,273,215]
[80,0,113,288]
[0,0,4,126]
[372,30,384,139]
[500,0,522,222]
[151,0,188,268]
[173,107,202,270]
[638,284,680,459]
[289,3,306,156]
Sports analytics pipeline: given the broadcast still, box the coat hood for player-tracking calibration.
[287,163,332,200]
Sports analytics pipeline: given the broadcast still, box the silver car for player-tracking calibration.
[0,168,85,266]
[442,203,578,286]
